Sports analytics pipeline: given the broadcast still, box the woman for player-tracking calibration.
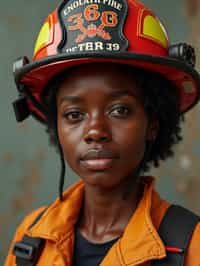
[5,0,200,265]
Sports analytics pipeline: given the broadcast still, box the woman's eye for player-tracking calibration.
[64,110,85,121]
[110,105,130,117]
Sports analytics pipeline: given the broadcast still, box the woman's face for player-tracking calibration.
[57,64,155,188]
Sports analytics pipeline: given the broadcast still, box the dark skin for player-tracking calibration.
[56,63,158,243]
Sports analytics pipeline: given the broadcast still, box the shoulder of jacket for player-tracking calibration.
[151,188,170,230]
[4,206,47,266]
[14,206,47,240]
[185,221,200,265]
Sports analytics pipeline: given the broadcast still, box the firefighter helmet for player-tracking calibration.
[13,0,200,123]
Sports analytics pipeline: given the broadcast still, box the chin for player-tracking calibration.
[81,172,129,189]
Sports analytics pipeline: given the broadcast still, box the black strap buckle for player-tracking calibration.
[13,242,35,260]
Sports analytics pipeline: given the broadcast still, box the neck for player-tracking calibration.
[77,176,143,243]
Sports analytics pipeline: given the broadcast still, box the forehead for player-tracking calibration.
[56,63,143,99]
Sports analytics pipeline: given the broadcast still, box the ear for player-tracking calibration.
[146,118,159,142]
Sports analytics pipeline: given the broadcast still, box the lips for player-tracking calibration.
[80,149,119,171]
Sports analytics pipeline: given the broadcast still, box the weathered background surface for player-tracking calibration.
[1,0,200,263]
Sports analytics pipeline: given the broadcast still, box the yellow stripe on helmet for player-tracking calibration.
[143,15,168,48]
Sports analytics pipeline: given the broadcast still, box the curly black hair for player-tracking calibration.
[42,63,184,173]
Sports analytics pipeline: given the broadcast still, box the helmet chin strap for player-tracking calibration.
[58,144,66,201]
[57,141,154,201]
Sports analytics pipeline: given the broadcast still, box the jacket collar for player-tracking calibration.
[102,177,166,265]
[27,181,85,242]
[28,177,167,265]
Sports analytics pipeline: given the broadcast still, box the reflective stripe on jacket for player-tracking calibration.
[5,177,200,266]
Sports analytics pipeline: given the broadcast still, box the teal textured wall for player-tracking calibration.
[1,0,199,264]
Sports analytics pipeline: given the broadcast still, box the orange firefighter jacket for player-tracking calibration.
[5,177,200,265]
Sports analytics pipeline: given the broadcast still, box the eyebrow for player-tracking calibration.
[59,95,82,105]
[109,90,136,98]
[59,89,136,104]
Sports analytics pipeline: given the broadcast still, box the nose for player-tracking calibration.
[84,114,112,144]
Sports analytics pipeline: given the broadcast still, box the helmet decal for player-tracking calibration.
[34,15,54,58]
[57,0,129,53]
[138,9,169,49]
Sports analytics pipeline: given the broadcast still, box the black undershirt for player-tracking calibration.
[73,229,119,266]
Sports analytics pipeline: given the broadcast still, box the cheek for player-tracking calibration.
[114,118,148,160]
[57,120,82,164]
